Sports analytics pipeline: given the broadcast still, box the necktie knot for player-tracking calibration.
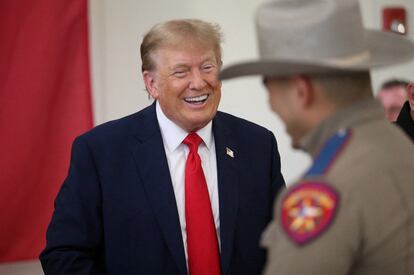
[183,133,202,152]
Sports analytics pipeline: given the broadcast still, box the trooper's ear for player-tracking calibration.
[143,71,159,99]
[292,75,314,108]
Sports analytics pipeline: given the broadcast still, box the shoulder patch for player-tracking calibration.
[280,182,339,245]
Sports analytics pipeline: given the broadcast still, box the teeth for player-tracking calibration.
[184,94,208,103]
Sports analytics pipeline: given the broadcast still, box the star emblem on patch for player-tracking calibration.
[280,182,339,245]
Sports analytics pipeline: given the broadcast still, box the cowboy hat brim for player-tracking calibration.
[221,30,414,80]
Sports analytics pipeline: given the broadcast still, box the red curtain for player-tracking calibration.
[0,0,93,262]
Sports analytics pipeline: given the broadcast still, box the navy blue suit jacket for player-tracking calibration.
[40,103,285,275]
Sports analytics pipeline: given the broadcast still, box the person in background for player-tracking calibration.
[395,82,414,142]
[40,19,285,275]
[377,79,409,121]
[221,0,414,274]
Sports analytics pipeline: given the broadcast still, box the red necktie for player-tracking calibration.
[183,133,221,275]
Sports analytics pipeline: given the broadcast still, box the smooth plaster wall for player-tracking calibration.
[88,0,414,184]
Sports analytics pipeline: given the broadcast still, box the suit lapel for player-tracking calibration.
[131,103,187,275]
[213,114,239,274]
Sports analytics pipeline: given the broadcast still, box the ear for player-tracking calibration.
[408,83,414,110]
[143,71,159,99]
[292,75,314,108]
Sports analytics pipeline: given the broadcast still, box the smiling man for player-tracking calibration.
[40,19,285,275]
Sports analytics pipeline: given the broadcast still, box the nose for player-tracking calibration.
[189,69,207,90]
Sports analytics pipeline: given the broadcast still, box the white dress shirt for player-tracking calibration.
[156,101,220,262]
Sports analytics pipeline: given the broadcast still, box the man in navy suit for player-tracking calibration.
[40,19,285,275]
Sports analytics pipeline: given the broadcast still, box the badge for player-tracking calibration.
[280,182,339,245]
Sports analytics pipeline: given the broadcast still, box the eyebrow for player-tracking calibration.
[170,64,189,70]
[169,57,217,69]
[201,57,216,63]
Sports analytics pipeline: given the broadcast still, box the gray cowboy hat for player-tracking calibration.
[221,0,414,80]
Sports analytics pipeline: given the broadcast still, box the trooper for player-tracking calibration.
[221,0,414,274]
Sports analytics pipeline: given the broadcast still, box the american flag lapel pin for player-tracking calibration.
[226,147,234,158]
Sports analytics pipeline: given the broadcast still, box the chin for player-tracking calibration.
[289,134,301,150]
[291,141,301,150]
[184,120,209,132]
[190,114,215,127]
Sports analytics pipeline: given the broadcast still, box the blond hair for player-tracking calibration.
[140,19,223,72]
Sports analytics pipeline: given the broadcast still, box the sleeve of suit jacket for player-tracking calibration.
[40,136,107,275]
[269,132,285,205]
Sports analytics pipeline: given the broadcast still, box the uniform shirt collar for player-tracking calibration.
[156,101,213,152]
[300,99,384,157]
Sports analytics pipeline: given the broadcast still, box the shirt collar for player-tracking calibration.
[299,99,384,157]
[156,101,213,152]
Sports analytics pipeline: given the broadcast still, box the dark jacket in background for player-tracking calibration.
[395,101,414,142]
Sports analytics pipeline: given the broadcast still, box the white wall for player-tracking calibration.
[88,0,414,184]
[2,0,413,273]
[88,0,312,184]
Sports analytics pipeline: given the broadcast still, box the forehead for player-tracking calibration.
[378,86,407,104]
[153,43,217,66]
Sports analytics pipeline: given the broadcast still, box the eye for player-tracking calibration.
[173,70,187,78]
[202,64,216,72]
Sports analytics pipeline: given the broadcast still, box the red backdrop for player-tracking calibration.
[0,0,93,262]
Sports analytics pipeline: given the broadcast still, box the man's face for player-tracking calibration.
[263,77,307,149]
[377,86,407,121]
[146,44,221,132]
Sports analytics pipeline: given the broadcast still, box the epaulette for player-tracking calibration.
[305,128,352,176]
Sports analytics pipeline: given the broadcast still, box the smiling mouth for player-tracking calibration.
[184,94,209,105]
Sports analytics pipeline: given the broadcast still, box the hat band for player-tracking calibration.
[323,50,371,67]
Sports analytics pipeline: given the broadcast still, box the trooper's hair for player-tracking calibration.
[311,72,373,107]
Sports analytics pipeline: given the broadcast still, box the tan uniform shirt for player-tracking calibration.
[263,100,414,275]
